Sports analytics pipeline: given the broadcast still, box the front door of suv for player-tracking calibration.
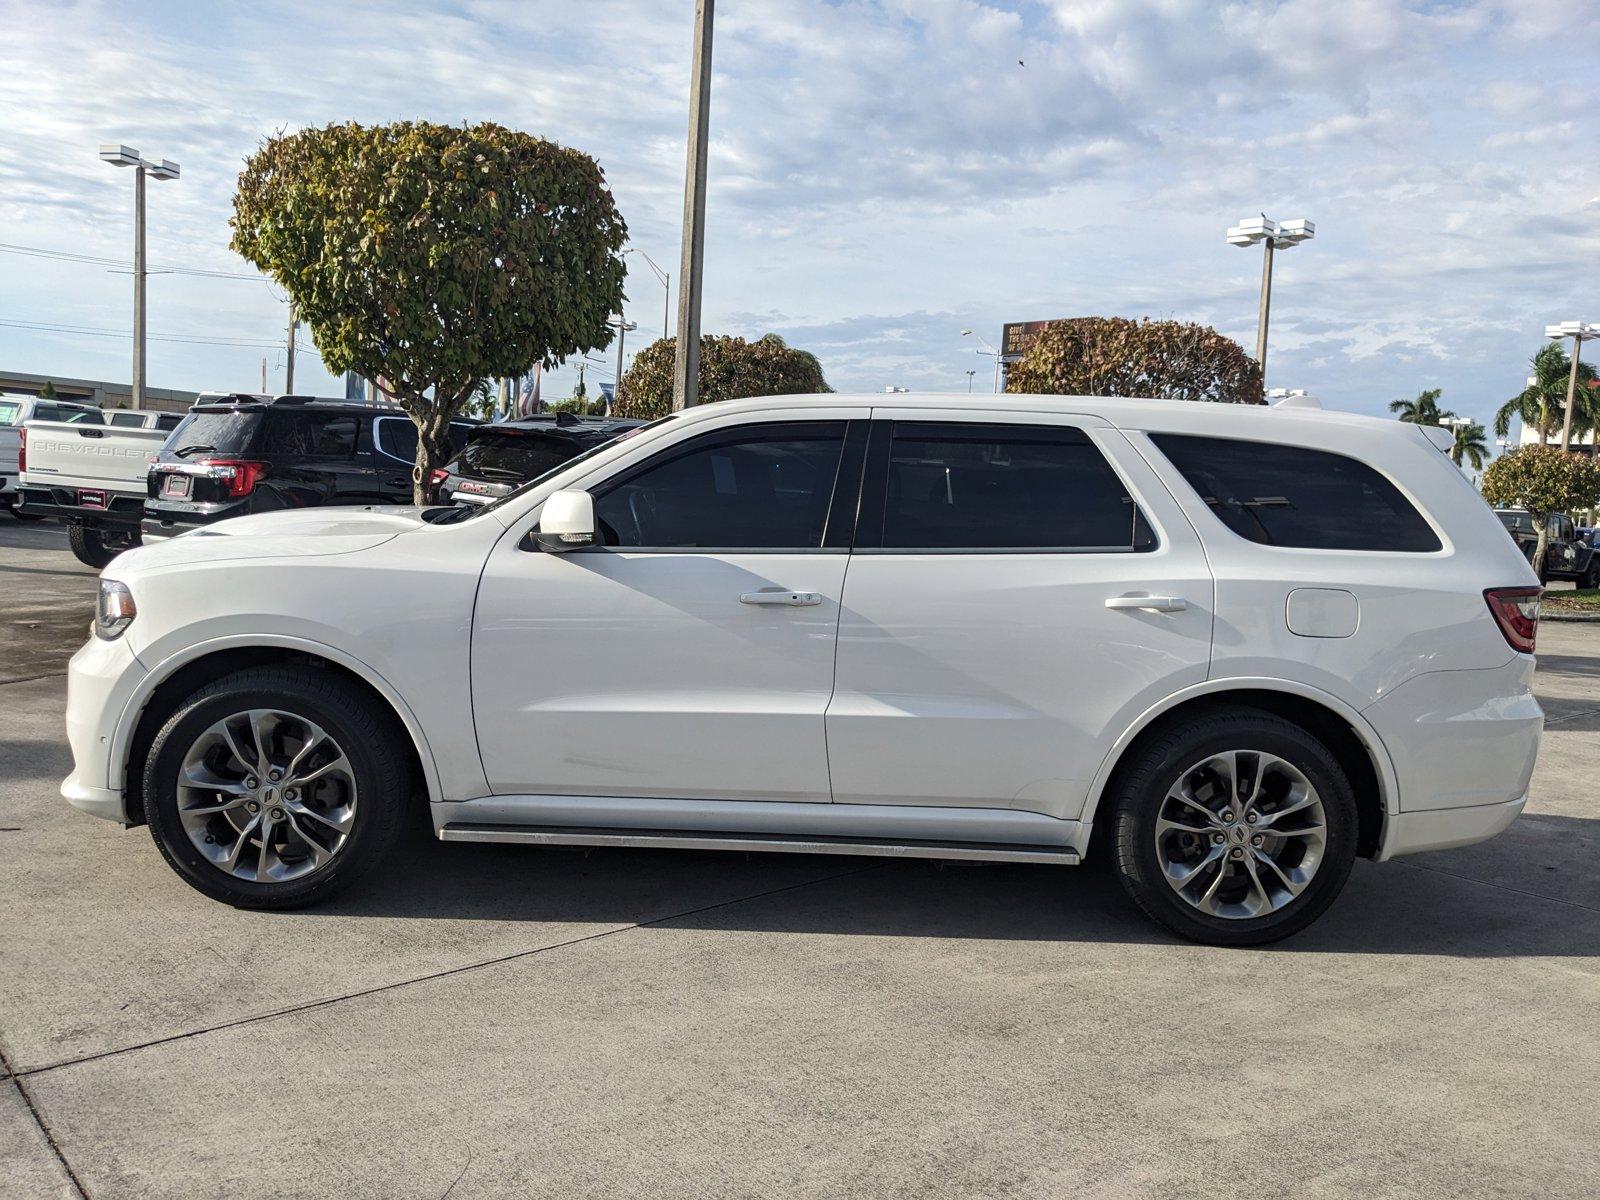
[472,411,869,803]
[825,412,1213,820]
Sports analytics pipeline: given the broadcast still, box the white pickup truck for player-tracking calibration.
[1,395,103,519]
[16,408,186,565]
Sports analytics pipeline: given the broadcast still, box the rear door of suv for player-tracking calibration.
[824,410,1214,820]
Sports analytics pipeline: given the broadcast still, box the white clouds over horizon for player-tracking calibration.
[0,0,1594,428]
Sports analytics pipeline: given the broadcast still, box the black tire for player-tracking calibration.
[67,522,118,567]
[142,666,410,909]
[1582,559,1600,590]
[7,499,45,521]
[1108,706,1358,947]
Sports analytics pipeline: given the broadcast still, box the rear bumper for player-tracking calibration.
[141,502,248,540]
[17,485,144,528]
[1377,792,1526,860]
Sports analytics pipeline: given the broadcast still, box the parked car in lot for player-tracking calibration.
[1495,508,1600,587]
[16,408,185,565]
[1,395,103,520]
[64,393,1543,945]
[429,413,645,506]
[143,394,476,541]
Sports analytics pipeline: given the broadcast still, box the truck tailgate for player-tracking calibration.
[18,421,166,494]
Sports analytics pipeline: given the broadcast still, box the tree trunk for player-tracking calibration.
[1532,520,1550,584]
[412,408,454,505]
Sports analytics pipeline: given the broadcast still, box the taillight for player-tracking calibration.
[198,459,270,498]
[16,426,25,473]
[426,468,448,500]
[1485,586,1541,654]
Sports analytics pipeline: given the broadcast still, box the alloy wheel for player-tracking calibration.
[1153,749,1327,920]
[175,708,359,884]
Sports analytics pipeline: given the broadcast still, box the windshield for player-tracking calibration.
[165,411,262,456]
[434,415,677,524]
[0,401,21,426]
[1496,511,1536,535]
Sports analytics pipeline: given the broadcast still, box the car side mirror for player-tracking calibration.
[532,489,597,552]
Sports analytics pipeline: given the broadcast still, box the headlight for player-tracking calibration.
[95,579,137,640]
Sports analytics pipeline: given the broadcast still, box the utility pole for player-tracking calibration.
[672,0,714,410]
[285,304,297,394]
[613,316,636,412]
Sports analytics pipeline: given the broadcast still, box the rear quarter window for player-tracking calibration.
[1149,433,1441,552]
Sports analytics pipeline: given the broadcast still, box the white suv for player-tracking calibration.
[62,394,1543,945]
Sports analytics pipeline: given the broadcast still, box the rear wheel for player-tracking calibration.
[142,666,409,908]
[1109,708,1358,946]
[1582,559,1600,590]
[67,522,118,567]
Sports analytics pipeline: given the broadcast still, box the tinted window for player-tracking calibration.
[1497,511,1535,536]
[36,405,101,424]
[375,417,474,463]
[158,413,184,431]
[875,422,1153,551]
[459,431,586,481]
[1150,434,1441,552]
[594,422,846,549]
[167,411,261,456]
[261,411,358,460]
[107,412,145,427]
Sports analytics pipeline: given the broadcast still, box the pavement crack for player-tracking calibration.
[0,672,69,687]
[1391,858,1600,915]
[0,1046,90,1199]
[12,863,884,1082]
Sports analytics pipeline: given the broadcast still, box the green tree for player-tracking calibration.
[230,120,627,501]
[614,333,831,420]
[1449,419,1489,471]
[1004,317,1263,404]
[1388,387,1451,425]
[1495,342,1599,445]
[39,380,56,400]
[1481,444,1600,578]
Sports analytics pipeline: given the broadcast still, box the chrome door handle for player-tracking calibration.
[740,590,823,607]
[1105,595,1188,613]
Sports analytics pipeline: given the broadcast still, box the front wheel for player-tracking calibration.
[1109,708,1357,946]
[142,666,410,908]
[1582,559,1600,590]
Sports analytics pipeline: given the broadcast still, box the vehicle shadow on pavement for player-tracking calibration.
[304,814,1600,958]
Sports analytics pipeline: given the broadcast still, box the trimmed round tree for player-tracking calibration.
[231,121,627,500]
[1481,444,1600,579]
[1005,317,1263,404]
[614,333,830,420]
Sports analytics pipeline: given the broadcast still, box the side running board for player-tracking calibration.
[437,823,1080,865]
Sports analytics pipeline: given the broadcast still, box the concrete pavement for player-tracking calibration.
[2,514,1598,1198]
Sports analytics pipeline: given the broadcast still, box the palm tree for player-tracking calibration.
[1449,419,1489,470]
[1389,388,1452,425]
[1494,342,1599,444]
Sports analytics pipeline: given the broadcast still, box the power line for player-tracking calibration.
[0,317,315,352]
[0,241,268,281]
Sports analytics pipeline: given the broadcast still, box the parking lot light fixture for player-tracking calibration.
[1227,214,1314,386]
[1544,321,1600,452]
[961,329,1003,393]
[101,143,180,409]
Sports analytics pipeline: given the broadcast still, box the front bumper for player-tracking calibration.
[61,632,149,825]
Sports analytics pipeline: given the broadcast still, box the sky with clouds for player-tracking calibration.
[0,0,1595,436]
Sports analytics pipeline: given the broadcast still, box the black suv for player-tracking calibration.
[144,395,476,539]
[430,413,644,507]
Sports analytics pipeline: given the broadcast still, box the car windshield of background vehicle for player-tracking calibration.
[1150,433,1442,552]
[876,422,1156,552]
[431,414,679,525]
[165,412,261,456]
[593,422,846,549]
[1498,511,1536,535]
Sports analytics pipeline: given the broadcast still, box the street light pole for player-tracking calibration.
[965,369,976,392]
[285,303,297,394]
[1227,215,1313,387]
[611,315,637,411]
[100,145,178,409]
[672,0,714,410]
[1546,322,1599,453]
[961,329,1003,393]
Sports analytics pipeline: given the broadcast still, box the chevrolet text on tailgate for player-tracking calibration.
[62,392,1543,945]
